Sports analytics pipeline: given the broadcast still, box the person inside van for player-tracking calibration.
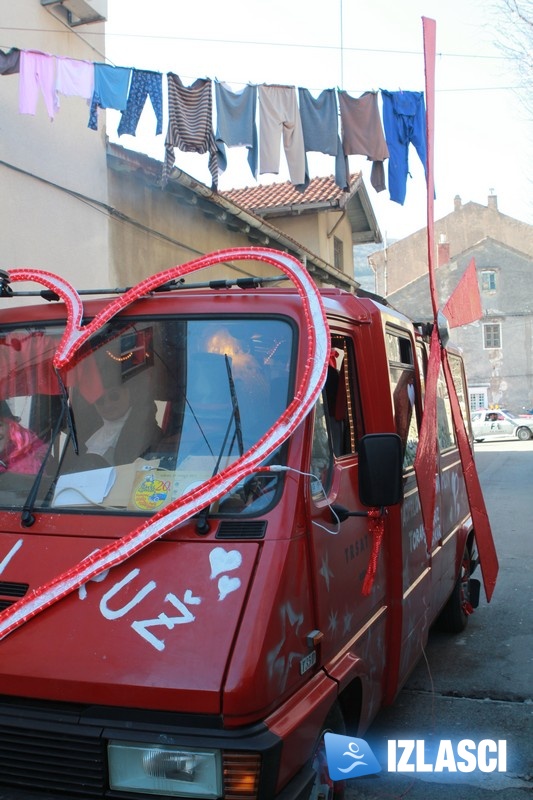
[0,415,47,474]
[88,382,162,465]
[64,379,162,471]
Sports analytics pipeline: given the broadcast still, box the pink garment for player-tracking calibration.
[56,57,94,102]
[19,51,57,120]
[0,418,47,474]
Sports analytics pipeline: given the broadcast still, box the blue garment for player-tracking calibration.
[118,69,163,137]
[215,82,258,179]
[88,64,131,131]
[0,47,20,75]
[380,90,427,205]
[298,87,348,190]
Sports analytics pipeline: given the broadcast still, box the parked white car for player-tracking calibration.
[471,409,533,442]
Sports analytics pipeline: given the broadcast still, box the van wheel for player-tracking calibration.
[439,543,473,633]
[309,704,346,800]
[516,426,532,441]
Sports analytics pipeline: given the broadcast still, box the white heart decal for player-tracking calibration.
[209,547,242,580]
[218,575,241,601]
[183,590,201,606]
[0,247,330,642]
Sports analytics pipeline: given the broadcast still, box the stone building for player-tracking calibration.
[369,194,532,297]
[386,206,533,411]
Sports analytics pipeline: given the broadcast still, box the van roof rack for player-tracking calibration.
[0,273,288,301]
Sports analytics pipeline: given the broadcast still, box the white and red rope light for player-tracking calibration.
[0,247,330,641]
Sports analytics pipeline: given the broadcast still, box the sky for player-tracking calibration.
[100,0,532,241]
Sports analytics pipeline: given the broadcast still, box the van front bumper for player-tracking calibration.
[0,696,322,800]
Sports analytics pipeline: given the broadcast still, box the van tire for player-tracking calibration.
[309,703,346,800]
[438,542,473,633]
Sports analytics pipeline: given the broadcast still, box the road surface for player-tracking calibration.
[346,440,533,799]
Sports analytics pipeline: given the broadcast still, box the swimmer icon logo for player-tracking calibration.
[324,733,382,780]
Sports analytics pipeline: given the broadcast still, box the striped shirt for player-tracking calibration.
[164,74,218,189]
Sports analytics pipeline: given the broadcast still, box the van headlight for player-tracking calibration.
[108,740,222,797]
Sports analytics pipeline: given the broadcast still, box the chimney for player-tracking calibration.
[454,195,462,211]
[488,192,498,210]
[437,233,450,266]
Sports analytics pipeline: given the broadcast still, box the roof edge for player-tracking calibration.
[106,142,359,292]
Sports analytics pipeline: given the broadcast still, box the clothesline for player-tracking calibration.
[0,46,428,205]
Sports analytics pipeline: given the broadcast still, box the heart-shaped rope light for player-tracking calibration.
[0,247,330,641]
[414,18,498,601]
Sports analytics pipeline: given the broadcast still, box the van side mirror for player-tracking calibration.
[358,433,403,508]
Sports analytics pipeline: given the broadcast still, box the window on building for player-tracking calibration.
[333,236,344,271]
[470,391,488,411]
[480,270,497,292]
[483,322,502,349]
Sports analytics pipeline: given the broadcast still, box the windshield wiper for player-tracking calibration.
[21,372,77,527]
[196,356,244,534]
[225,354,244,458]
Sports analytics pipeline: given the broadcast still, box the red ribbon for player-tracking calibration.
[361,508,385,596]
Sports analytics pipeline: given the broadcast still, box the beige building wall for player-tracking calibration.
[0,3,110,289]
[1,5,357,297]
[269,215,321,260]
[107,167,284,287]
[253,209,354,273]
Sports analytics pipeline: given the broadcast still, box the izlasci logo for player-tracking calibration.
[324,733,381,780]
[388,739,507,773]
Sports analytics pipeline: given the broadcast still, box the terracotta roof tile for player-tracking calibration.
[221,173,361,212]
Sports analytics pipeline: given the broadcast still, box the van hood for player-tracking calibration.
[0,532,258,715]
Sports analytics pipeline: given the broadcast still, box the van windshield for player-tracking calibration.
[0,316,293,517]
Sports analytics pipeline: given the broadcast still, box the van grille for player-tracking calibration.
[0,723,106,797]
[0,581,29,597]
[0,581,29,612]
[216,520,267,539]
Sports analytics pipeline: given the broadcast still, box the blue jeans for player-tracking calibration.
[381,90,427,205]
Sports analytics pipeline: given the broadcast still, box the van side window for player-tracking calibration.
[310,336,360,498]
[310,392,334,499]
[437,367,456,450]
[387,330,419,470]
[447,353,470,425]
[324,336,361,457]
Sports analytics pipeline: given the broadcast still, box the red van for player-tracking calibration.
[0,250,488,800]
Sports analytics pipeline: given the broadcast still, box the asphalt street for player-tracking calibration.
[346,439,533,799]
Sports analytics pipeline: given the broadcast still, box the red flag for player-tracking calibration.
[443,258,482,328]
[416,18,498,600]
[414,326,440,549]
[414,18,439,550]
[442,353,498,600]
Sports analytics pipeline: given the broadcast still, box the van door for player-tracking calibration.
[307,332,389,725]
[433,353,472,610]
[386,328,433,690]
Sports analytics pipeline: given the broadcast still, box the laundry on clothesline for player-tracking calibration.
[1,46,428,204]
